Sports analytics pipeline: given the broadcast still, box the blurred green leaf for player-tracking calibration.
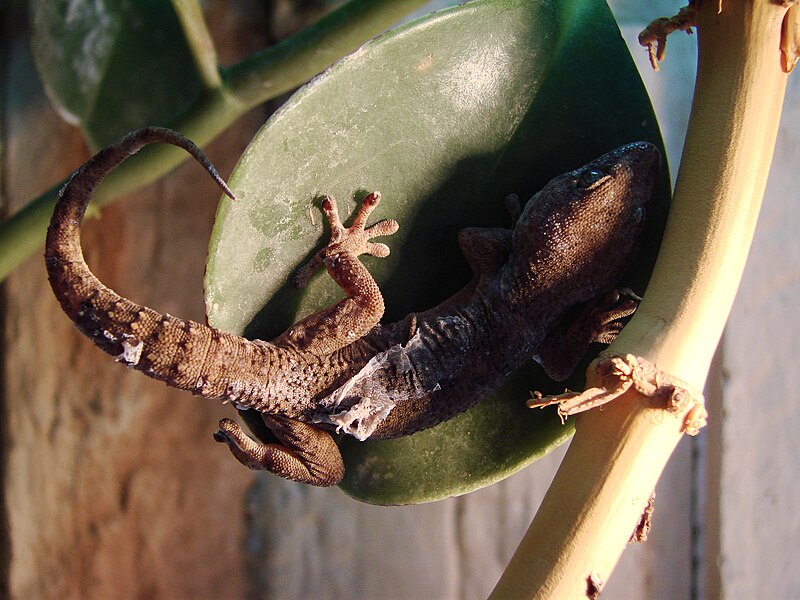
[206,0,670,504]
[30,0,204,149]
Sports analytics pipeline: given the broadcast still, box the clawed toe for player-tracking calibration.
[365,218,400,239]
[213,417,239,443]
[214,418,269,469]
[349,191,382,230]
[587,291,640,344]
[593,321,625,344]
[366,242,391,258]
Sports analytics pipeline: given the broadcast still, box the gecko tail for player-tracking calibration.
[44,127,278,407]
[153,128,238,202]
[47,127,235,257]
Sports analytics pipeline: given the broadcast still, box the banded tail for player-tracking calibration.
[44,127,284,411]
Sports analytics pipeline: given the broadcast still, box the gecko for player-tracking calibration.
[45,127,659,487]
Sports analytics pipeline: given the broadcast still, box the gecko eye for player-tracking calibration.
[576,168,611,190]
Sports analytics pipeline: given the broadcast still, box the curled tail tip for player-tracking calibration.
[202,162,236,202]
[154,127,236,202]
[217,177,237,202]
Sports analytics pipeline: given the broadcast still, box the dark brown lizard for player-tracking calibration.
[45,127,659,486]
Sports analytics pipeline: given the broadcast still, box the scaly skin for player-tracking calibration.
[45,127,658,486]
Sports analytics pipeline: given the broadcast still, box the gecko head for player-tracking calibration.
[507,142,660,301]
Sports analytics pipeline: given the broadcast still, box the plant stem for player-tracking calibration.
[491,0,792,597]
[0,0,430,281]
[172,0,223,90]
[617,1,789,390]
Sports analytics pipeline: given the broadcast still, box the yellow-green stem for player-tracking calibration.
[491,1,791,597]
[172,0,223,90]
[616,0,789,390]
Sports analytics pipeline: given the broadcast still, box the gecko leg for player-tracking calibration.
[213,416,344,486]
[277,193,399,355]
[456,192,526,278]
[458,227,513,280]
[535,290,639,381]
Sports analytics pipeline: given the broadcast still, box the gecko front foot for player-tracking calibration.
[535,289,640,381]
[294,192,399,287]
[586,289,640,344]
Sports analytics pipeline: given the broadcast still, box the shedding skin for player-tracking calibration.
[45,127,659,486]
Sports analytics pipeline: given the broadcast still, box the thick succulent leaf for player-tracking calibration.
[206,0,670,504]
[30,0,204,149]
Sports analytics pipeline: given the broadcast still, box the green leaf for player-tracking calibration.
[206,0,670,504]
[30,0,204,149]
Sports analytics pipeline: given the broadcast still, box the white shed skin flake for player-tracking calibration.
[115,336,143,367]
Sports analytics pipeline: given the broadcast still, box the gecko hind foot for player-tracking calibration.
[293,192,399,288]
[214,417,344,486]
